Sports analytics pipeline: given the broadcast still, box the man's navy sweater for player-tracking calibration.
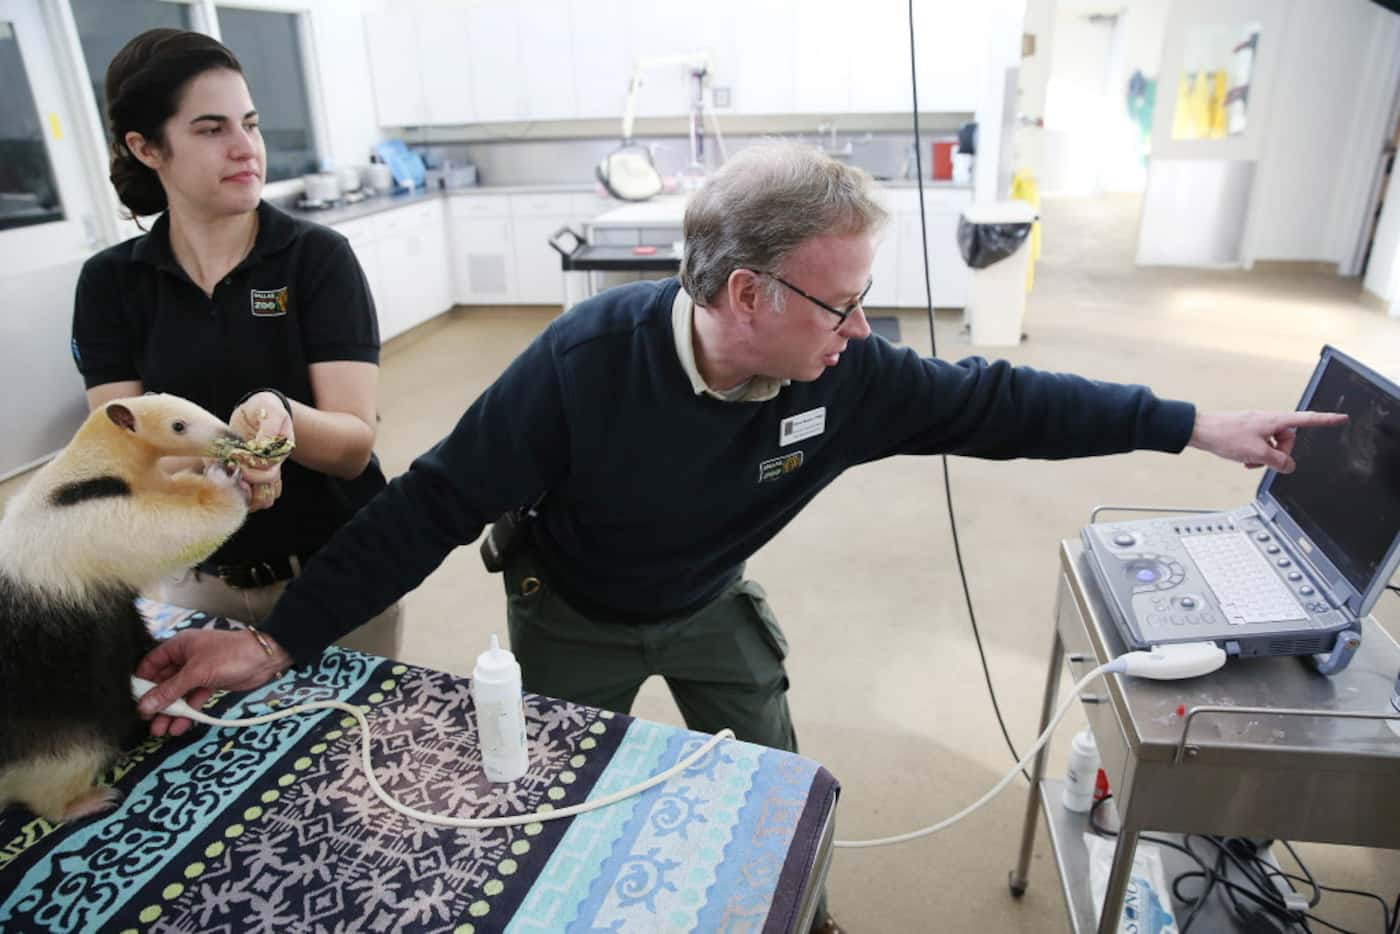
[263,278,1196,661]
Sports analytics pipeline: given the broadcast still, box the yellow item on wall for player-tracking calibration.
[1209,71,1228,138]
[1173,74,1195,138]
[1010,170,1041,293]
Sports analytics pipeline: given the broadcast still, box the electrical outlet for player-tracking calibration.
[712,86,732,109]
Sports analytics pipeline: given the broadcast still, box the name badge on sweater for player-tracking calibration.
[780,407,825,446]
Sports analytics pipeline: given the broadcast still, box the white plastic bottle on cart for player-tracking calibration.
[1061,728,1100,812]
[471,634,530,782]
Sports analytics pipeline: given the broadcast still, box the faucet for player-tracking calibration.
[814,121,858,158]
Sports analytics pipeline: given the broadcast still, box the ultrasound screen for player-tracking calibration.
[1268,357,1400,594]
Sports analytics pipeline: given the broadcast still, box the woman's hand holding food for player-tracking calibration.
[227,391,296,512]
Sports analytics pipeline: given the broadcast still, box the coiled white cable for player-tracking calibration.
[132,678,733,829]
[832,661,1116,849]
[136,644,1215,840]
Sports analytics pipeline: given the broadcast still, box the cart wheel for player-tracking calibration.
[1008,871,1028,897]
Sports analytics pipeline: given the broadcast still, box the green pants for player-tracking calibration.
[504,551,830,927]
[503,549,798,754]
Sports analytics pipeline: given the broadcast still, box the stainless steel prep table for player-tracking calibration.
[1010,540,1400,932]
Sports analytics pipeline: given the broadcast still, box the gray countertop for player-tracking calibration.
[281,188,444,227]
[284,178,969,227]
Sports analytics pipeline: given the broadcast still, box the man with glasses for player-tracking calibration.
[135,142,1341,934]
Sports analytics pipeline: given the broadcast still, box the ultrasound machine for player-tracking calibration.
[1083,345,1400,676]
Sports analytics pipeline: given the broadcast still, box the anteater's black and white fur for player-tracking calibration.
[0,394,249,823]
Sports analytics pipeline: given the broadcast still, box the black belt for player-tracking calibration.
[195,552,315,589]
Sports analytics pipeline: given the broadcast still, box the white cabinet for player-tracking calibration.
[419,5,476,125]
[913,7,989,113]
[513,215,569,304]
[448,196,517,304]
[847,0,913,113]
[468,3,527,123]
[364,2,475,127]
[867,223,900,308]
[444,189,621,308]
[338,217,389,333]
[382,200,452,338]
[730,0,796,115]
[793,14,850,114]
[510,193,574,304]
[571,0,633,119]
[519,0,578,120]
[625,1,704,118]
[336,200,453,342]
[364,0,999,127]
[890,188,972,309]
[363,10,422,127]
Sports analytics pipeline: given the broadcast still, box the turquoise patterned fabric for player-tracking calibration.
[0,604,837,933]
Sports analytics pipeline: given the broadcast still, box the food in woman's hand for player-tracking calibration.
[212,434,295,469]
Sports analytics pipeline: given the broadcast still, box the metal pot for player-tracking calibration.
[364,163,394,194]
[302,172,341,203]
[335,165,362,193]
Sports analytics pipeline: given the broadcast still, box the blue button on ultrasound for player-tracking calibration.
[1136,568,1157,582]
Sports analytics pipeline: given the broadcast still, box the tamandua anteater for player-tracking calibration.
[0,394,250,823]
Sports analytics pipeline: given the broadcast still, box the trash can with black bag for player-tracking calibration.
[956,201,1038,346]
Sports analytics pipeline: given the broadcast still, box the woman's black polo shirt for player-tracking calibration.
[71,200,385,565]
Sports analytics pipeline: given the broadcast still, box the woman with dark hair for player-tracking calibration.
[71,28,400,663]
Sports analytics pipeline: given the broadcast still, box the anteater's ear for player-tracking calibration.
[106,403,137,433]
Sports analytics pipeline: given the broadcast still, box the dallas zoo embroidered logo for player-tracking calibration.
[250,287,289,317]
[758,450,804,483]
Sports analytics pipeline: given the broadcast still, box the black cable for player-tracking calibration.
[1281,841,1323,909]
[1087,799,1379,934]
[907,0,1030,784]
[1386,584,1400,595]
[1304,912,1360,934]
[1265,872,1392,933]
[1089,795,1219,932]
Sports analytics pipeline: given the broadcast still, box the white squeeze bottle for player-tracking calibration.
[1061,728,1100,813]
[471,634,530,782]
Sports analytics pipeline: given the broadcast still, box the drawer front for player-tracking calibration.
[334,215,381,246]
[884,189,921,214]
[379,200,442,235]
[570,191,618,218]
[449,194,512,219]
[509,193,574,216]
[881,187,974,215]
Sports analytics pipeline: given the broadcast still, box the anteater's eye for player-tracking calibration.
[172,420,187,434]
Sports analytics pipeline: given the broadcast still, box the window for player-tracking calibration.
[70,0,194,140]
[0,20,63,231]
[69,1,319,185]
[216,7,318,182]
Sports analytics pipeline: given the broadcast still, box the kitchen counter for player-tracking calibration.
[280,187,443,226]
[281,183,600,227]
[281,177,971,230]
[879,179,973,189]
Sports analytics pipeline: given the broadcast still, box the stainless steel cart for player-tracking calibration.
[1010,540,1400,932]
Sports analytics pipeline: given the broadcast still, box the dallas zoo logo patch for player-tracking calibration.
[758,450,804,483]
[250,287,289,317]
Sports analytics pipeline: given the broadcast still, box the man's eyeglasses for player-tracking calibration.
[758,272,873,331]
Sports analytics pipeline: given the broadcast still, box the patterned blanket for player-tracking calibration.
[0,605,837,933]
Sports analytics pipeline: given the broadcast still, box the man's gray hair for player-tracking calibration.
[680,141,888,308]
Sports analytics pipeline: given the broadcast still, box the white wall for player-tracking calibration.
[1248,0,1400,266]
[1138,159,1255,265]
[1023,0,1169,195]
[975,0,1030,202]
